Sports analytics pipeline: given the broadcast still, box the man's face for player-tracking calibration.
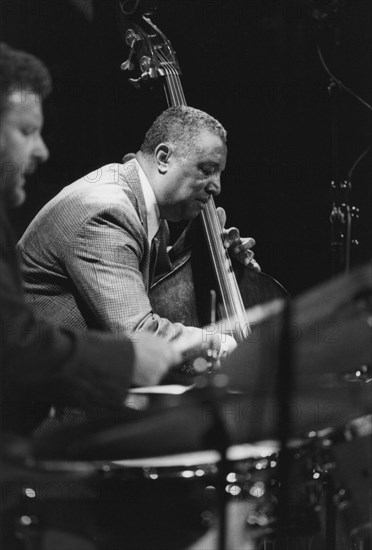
[0,91,49,208]
[158,130,227,222]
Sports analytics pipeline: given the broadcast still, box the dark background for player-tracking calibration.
[1,0,371,296]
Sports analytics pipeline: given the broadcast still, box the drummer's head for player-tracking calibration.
[0,43,51,208]
[137,106,228,222]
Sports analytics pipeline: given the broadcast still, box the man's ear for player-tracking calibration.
[155,144,172,174]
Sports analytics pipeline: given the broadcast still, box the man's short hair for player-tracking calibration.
[0,42,52,114]
[140,106,227,158]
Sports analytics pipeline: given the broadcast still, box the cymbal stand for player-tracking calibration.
[204,392,230,550]
[196,290,230,550]
[197,365,230,550]
[274,300,294,545]
[254,301,295,549]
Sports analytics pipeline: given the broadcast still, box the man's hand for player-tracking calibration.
[175,328,237,363]
[131,331,183,386]
[217,207,261,271]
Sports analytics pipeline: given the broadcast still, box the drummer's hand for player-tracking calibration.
[131,331,182,386]
[217,207,261,271]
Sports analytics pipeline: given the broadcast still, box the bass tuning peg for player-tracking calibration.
[121,29,142,72]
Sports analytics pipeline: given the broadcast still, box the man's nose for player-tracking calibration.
[34,135,49,163]
[206,174,221,196]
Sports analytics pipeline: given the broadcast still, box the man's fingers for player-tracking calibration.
[216,206,227,229]
[223,227,240,248]
[232,237,256,254]
[247,258,261,271]
[240,237,256,249]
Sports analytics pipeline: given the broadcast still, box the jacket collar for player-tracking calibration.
[121,157,148,234]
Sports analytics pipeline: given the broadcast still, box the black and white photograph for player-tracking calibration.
[1,1,371,548]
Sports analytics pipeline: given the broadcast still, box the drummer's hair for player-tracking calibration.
[0,42,52,115]
[141,105,227,159]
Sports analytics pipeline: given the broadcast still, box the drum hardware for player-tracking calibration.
[110,440,324,549]
[350,523,372,550]
[14,513,41,550]
[332,487,352,512]
[19,421,336,549]
[192,351,232,550]
[7,422,368,550]
[343,365,372,384]
[27,382,371,544]
[302,414,372,550]
[329,179,359,275]
[315,5,367,276]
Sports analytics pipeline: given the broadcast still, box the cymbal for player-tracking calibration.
[32,382,372,461]
[221,261,372,391]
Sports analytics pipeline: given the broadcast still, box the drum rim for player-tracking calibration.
[111,440,281,468]
[27,414,371,474]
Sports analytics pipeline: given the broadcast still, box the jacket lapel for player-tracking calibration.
[120,158,172,284]
[121,158,148,234]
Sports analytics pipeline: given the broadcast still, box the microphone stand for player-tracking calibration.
[328,75,355,276]
[315,3,359,276]
[328,71,345,276]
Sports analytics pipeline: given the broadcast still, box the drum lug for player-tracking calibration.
[14,514,40,547]
[144,467,159,480]
[332,487,352,511]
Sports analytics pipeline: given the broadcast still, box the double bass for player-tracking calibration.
[117,4,288,341]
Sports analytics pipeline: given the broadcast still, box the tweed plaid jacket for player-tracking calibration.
[18,160,200,342]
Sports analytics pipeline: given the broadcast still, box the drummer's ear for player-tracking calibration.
[155,144,172,174]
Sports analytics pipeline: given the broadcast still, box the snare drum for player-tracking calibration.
[6,453,218,550]
[110,439,323,549]
[7,439,325,550]
[110,441,278,550]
